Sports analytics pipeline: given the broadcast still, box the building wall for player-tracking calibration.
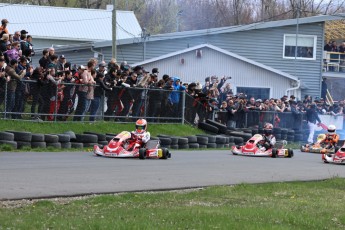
[138,47,294,99]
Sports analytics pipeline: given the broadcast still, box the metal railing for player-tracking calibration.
[0,79,186,123]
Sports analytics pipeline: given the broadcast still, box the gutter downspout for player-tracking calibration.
[286,79,301,98]
[91,45,104,62]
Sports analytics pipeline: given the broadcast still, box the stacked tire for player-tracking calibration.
[0,131,17,149]
[6,131,32,149]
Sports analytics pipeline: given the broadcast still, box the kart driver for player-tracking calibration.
[131,119,151,147]
[259,123,276,151]
[320,124,339,149]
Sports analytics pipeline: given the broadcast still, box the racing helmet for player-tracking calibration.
[263,123,273,135]
[327,124,336,134]
[135,119,147,134]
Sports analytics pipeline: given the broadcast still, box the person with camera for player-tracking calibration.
[226,100,237,129]
[306,103,321,144]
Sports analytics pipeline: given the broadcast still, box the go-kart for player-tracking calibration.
[231,134,293,158]
[301,134,338,154]
[94,131,171,159]
[322,143,345,164]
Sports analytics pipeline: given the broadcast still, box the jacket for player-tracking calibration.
[5,65,25,91]
[168,77,186,104]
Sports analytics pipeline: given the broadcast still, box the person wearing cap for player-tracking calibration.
[57,55,67,72]
[97,62,107,75]
[12,31,20,42]
[152,68,159,76]
[0,19,9,35]
[6,41,21,62]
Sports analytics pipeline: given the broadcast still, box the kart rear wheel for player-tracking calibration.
[287,149,294,158]
[271,148,277,158]
[139,148,147,160]
[161,148,168,159]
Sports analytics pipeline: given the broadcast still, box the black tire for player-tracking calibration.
[242,129,252,134]
[31,142,46,148]
[170,137,179,145]
[287,135,295,142]
[271,148,277,158]
[281,129,288,134]
[6,131,32,142]
[207,143,217,148]
[215,136,227,144]
[83,143,98,148]
[294,134,303,141]
[287,149,294,158]
[139,148,146,159]
[76,134,98,143]
[196,136,208,145]
[189,143,199,149]
[84,132,106,141]
[199,144,207,149]
[98,140,109,146]
[170,145,179,149]
[224,143,230,148]
[233,137,244,145]
[251,129,259,136]
[31,133,45,142]
[57,134,70,143]
[161,148,168,159]
[0,140,17,149]
[44,134,59,143]
[105,135,114,142]
[61,142,72,149]
[0,132,14,141]
[228,137,234,143]
[17,141,31,149]
[150,137,159,140]
[71,142,83,149]
[178,138,189,145]
[275,134,282,140]
[287,129,295,135]
[281,134,288,140]
[198,122,219,134]
[46,142,61,149]
[159,137,172,145]
[64,131,77,141]
[273,127,281,134]
[161,145,171,149]
[229,142,236,148]
[179,144,189,149]
[206,119,228,134]
[185,136,197,143]
[216,144,225,148]
[207,135,216,143]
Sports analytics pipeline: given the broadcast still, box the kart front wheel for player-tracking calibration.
[287,149,294,158]
[271,148,277,158]
[161,148,168,159]
[139,148,147,160]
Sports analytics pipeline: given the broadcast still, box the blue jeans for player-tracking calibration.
[89,97,100,121]
[5,90,15,117]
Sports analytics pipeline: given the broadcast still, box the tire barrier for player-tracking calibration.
[0,127,323,151]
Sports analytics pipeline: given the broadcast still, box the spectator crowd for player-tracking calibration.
[0,18,344,129]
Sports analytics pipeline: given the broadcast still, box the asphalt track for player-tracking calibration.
[0,150,344,200]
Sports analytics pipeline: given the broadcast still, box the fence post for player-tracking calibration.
[181,91,185,125]
[4,81,7,119]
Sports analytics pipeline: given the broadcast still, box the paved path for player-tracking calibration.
[0,150,344,200]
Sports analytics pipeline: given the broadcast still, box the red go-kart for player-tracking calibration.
[322,143,345,164]
[94,131,171,159]
[231,134,293,158]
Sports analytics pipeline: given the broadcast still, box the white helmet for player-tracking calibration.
[328,124,336,133]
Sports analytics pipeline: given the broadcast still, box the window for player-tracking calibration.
[236,87,270,100]
[283,34,316,60]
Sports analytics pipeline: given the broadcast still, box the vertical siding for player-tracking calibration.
[139,47,293,99]
[141,23,323,98]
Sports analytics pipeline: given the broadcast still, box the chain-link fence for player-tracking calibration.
[0,79,186,123]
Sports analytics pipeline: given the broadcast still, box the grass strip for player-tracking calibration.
[1,178,345,229]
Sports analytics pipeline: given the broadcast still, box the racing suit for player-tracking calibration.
[131,131,151,147]
[321,133,339,149]
[259,134,276,151]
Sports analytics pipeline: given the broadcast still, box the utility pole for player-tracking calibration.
[112,0,117,59]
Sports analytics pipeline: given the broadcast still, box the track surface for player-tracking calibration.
[1,150,344,200]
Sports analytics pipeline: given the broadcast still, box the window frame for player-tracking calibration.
[235,86,271,100]
[283,34,317,60]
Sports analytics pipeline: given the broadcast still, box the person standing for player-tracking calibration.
[306,103,321,144]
